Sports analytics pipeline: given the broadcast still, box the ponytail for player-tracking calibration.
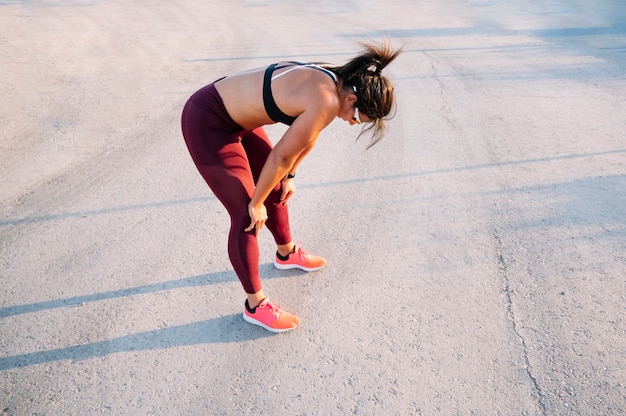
[340,40,400,79]
[331,40,403,148]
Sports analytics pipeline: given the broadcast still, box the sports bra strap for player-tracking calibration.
[271,63,338,83]
[263,64,297,125]
[262,62,338,126]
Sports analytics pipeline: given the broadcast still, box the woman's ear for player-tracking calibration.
[345,92,357,105]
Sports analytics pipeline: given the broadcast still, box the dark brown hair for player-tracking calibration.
[330,40,402,148]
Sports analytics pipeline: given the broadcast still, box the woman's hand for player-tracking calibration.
[245,202,268,236]
[280,177,296,204]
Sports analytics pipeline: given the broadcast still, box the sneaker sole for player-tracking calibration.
[242,312,298,333]
[273,261,325,272]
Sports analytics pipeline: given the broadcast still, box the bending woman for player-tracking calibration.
[181,41,401,333]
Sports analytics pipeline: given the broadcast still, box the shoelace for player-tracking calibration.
[260,299,283,318]
[293,241,308,259]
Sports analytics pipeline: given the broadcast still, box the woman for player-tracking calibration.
[181,41,401,333]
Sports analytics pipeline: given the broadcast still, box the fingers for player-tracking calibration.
[246,203,267,236]
[281,191,293,204]
[280,179,296,204]
[245,218,265,236]
[280,189,292,202]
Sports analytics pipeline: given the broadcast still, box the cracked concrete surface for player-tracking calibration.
[1,0,625,414]
[494,217,547,415]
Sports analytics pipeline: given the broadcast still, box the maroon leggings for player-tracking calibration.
[181,82,292,294]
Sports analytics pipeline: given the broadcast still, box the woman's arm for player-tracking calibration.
[285,142,314,177]
[245,90,338,235]
[278,142,315,204]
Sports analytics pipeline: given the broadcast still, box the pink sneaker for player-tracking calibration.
[243,298,299,333]
[274,241,326,272]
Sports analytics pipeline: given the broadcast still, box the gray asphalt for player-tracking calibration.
[1,1,625,415]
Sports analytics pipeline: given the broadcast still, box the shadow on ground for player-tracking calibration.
[0,313,274,370]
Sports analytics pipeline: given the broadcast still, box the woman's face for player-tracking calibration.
[338,91,371,125]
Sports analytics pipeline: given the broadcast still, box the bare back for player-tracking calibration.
[214,62,340,131]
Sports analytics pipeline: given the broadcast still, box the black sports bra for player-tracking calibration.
[263,62,338,126]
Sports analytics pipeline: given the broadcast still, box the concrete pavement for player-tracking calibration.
[1,0,625,414]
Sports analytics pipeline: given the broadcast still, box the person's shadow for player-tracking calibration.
[0,267,297,370]
[0,314,271,370]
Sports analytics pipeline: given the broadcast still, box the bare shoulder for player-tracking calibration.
[288,71,340,122]
[214,63,339,130]
[269,69,340,155]
[280,77,339,146]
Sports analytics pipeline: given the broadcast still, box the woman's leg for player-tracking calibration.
[182,91,299,333]
[197,162,262,295]
[182,100,263,297]
[241,128,325,272]
[242,128,293,249]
